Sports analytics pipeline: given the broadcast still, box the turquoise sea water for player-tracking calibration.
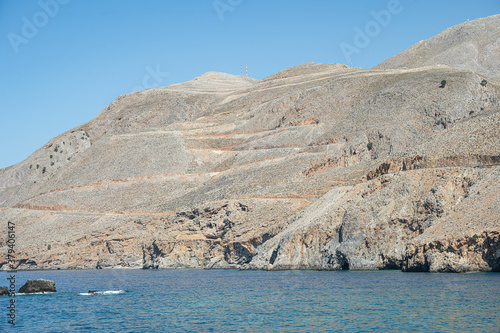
[1,269,499,332]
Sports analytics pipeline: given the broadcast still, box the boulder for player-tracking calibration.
[19,279,56,294]
[0,287,8,296]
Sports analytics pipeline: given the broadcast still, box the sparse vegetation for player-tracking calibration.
[473,234,478,240]
[36,164,40,169]
[367,142,373,150]
[50,155,53,159]
[469,111,474,115]
[42,167,46,174]
[50,162,55,166]
[219,229,229,239]
[47,244,51,250]
[204,207,210,212]
[223,218,230,223]
[54,147,58,152]
[440,80,447,88]
[480,79,487,87]
[349,148,353,156]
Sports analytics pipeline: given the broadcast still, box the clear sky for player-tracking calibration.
[0,0,498,169]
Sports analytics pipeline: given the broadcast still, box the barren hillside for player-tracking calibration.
[375,14,500,79]
[1,15,499,273]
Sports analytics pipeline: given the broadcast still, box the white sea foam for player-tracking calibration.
[17,292,56,296]
[78,290,125,296]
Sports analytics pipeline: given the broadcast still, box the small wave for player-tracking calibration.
[17,292,55,296]
[79,290,125,296]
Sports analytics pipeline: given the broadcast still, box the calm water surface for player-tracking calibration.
[1,269,499,332]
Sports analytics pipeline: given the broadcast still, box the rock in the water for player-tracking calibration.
[18,279,56,294]
[0,287,8,296]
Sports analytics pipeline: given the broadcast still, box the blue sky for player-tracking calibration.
[0,0,498,169]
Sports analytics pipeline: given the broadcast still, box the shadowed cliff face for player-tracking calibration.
[1,15,500,273]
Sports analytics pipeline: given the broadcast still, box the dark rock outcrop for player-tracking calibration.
[18,279,56,294]
[403,232,500,272]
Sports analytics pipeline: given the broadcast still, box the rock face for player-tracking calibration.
[0,15,499,273]
[0,287,8,296]
[404,231,500,273]
[18,279,56,294]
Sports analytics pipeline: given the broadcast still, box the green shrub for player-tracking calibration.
[469,111,474,115]
[42,167,46,174]
[473,234,478,240]
[204,207,210,212]
[440,80,447,88]
[219,229,228,239]
[480,79,487,87]
[367,142,373,150]
[223,218,230,223]
[47,244,51,250]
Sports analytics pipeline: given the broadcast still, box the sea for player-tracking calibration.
[1,269,499,332]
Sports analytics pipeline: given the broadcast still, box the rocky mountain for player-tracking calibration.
[1,15,499,273]
[374,14,500,79]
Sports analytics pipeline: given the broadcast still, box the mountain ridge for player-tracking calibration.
[374,14,500,79]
